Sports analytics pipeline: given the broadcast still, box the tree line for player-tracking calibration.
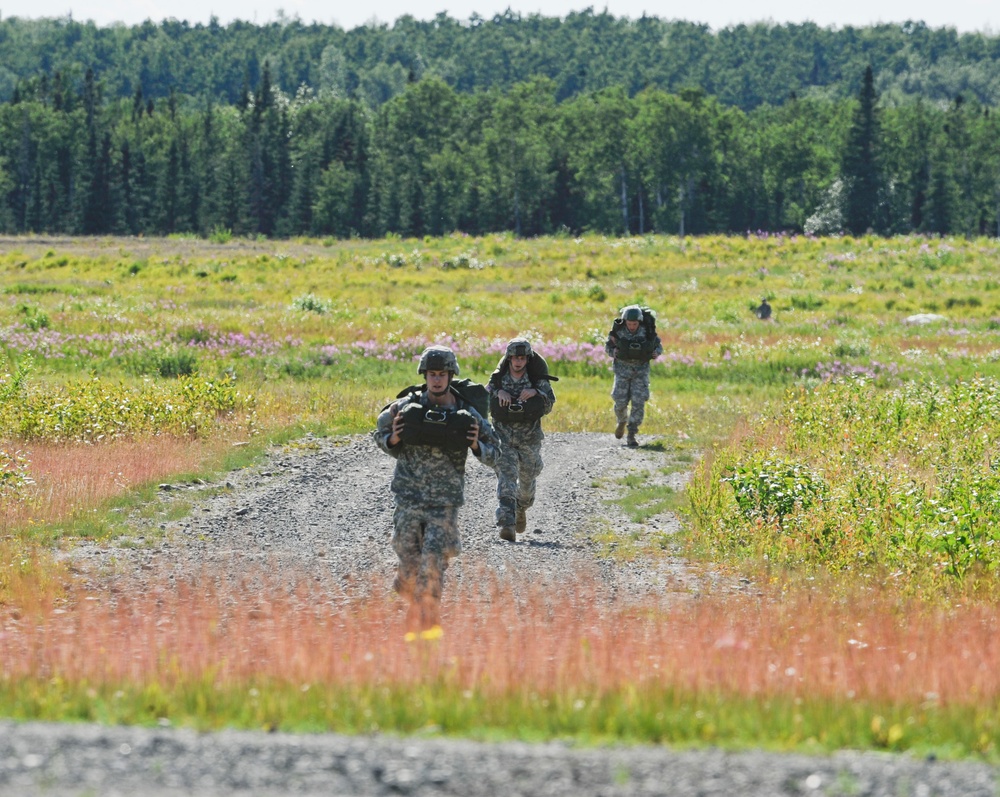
[2,13,1000,111]
[0,64,998,239]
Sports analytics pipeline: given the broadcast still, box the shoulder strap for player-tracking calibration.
[382,384,424,412]
[488,355,509,390]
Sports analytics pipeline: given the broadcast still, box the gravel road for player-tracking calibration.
[4,431,997,796]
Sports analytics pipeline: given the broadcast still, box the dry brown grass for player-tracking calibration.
[0,437,234,533]
[3,566,998,706]
[0,435,242,609]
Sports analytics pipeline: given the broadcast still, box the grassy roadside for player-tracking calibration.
[2,679,995,761]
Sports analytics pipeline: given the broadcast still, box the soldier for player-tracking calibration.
[605,305,663,448]
[374,345,499,632]
[488,338,557,542]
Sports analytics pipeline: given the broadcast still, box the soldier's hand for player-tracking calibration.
[497,389,513,407]
[518,387,538,401]
[467,419,480,452]
[388,408,404,447]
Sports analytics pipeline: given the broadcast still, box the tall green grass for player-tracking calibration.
[686,375,1000,596]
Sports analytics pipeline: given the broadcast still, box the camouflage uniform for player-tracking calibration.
[606,321,663,436]
[374,388,499,614]
[491,369,555,530]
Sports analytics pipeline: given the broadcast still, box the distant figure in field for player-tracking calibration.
[605,305,663,448]
[755,298,772,320]
[487,337,557,542]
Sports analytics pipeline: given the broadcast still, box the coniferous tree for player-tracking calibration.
[132,85,144,124]
[842,66,884,235]
[198,102,222,232]
[906,101,932,231]
[926,125,958,235]
[116,138,135,234]
[81,127,114,234]
[28,161,44,232]
[12,107,34,231]
[132,146,153,232]
[159,139,180,233]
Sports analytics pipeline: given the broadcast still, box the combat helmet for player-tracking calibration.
[417,345,460,376]
[621,305,644,322]
[505,337,533,359]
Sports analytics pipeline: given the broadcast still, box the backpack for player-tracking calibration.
[488,352,559,392]
[611,306,657,338]
[610,307,660,359]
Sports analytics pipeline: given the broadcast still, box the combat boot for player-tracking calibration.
[626,432,639,448]
[515,507,527,534]
[615,421,626,439]
[499,526,516,542]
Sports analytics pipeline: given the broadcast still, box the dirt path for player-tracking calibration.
[71,431,716,604]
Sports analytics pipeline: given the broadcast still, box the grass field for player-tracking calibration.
[2,232,1000,760]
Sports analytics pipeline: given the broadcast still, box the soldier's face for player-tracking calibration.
[509,354,528,374]
[425,369,451,395]
[625,320,640,333]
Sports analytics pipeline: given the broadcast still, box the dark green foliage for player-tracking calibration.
[0,16,998,238]
[842,67,884,235]
[3,16,1000,110]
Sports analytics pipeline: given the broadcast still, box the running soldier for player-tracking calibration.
[488,338,557,542]
[374,345,499,631]
[605,305,663,448]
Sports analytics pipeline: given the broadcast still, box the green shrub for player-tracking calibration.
[156,351,199,378]
[0,448,32,503]
[292,293,332,314]
[722,455,826,524]
[688,376,1000,591]
[0,375,249,442]
[18,305,49,331]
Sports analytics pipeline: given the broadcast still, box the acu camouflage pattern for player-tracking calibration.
[605,323,663,433]
[390,504,460,604]
[490,369,555,528]
[375,392,499,505]
[374,391,499,604]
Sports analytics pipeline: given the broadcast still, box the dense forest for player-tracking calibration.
[0,13,998,237]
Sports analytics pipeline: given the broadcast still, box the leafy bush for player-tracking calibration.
[292,293,332,314]
[722,456,826,524]
[18,305,49,331]
[174,326,214,346]
[0,448,33,502]
[122,349,199,378]
[0,375,250,442]
[688,376,1000,591]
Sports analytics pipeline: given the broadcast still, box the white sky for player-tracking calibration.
[0,0,996,34]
